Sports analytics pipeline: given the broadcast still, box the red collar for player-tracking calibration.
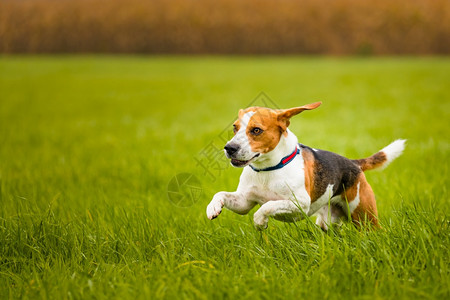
[249,145,300,172]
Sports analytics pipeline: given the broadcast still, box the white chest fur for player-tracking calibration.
[236,144,311,212]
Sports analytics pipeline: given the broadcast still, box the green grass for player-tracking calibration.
[0,56,449,299]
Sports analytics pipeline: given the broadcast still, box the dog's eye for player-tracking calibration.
[233,125,238,134]
[250,127,263,136]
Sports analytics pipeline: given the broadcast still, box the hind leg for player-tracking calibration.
[315,204,345,231]
[344,173,380,228]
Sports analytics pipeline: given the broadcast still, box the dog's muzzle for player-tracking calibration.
[224,143,260,167]
[229,154,260,167]
[224,143,240,157]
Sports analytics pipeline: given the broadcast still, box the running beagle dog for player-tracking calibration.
[206,102,405,230]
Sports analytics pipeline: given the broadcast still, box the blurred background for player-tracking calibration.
[1,0,449,55]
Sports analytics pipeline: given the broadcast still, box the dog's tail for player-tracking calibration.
[352,139,406,172]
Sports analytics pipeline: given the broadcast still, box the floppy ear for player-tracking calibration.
[277,102,322,131]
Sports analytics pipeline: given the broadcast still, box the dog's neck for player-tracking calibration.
[250,129,299,170]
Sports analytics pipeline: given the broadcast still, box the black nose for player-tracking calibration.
[224,143,239,156]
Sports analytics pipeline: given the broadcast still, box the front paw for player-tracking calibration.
[253,211,268,231]
[206,196,223,220]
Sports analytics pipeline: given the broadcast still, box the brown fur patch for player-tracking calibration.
[277,102,321,132]
[241,107,284,154]
[353,152,387,171]
[302,149,316,200]
[347,173,379,227]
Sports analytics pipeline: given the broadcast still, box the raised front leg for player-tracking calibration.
[253,199,309,230]
[206,191,256,220]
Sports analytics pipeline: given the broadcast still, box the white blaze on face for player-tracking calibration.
[228,111,258,161]
[235,111,254,142]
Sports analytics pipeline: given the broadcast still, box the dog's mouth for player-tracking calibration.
[230,153,260,167]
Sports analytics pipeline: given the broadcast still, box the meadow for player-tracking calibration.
[0,56,449,299]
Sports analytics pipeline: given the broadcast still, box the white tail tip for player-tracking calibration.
[380,139,406,169]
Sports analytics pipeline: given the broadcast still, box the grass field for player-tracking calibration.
[0,56,449,299]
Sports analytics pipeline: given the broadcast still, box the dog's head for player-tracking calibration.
[224,102,321,167]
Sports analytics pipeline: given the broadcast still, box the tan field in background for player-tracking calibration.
[0,0,449,54]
